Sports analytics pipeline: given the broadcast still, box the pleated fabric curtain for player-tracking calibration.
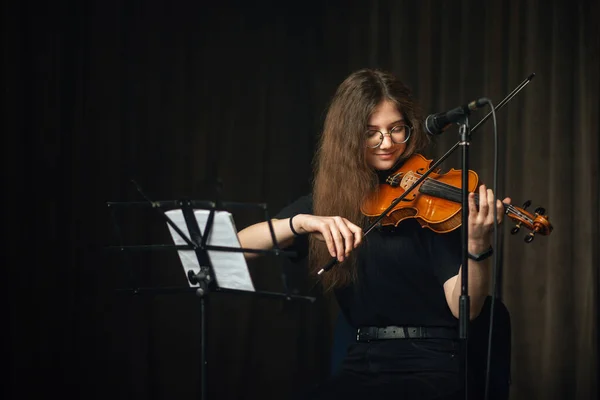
[5,0,598,399]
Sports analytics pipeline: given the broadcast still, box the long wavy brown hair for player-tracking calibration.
[310,69,430,291]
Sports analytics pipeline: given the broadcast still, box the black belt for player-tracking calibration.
[356,326,457,342]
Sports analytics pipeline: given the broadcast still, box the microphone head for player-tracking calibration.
[424,113,447,136]
[425,98,488,136]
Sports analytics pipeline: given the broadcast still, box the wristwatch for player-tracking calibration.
[468,246,494,261]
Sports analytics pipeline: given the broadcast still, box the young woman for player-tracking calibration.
[237,69,510,399]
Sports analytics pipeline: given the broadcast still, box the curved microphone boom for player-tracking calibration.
[425,98,489,135]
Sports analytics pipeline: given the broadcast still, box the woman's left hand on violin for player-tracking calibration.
[468,184,511,252]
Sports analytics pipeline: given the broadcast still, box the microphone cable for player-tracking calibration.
[482,97,499,400]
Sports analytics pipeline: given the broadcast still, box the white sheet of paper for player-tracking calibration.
[165,209,255,291]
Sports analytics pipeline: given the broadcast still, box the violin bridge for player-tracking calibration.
[399,171,419,192]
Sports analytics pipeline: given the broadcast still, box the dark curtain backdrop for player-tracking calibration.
[5,1,599,399]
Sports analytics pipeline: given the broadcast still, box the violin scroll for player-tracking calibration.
[507,200,553,243]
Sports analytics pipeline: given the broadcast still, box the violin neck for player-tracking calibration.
[419,178,508,209]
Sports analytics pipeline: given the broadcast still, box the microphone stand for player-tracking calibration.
[457,116,472,400]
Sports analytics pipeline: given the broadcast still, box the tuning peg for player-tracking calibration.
[534,207,546,215]
[522,200,532,209]
[524,232,535,243]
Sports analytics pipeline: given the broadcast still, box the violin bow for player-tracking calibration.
[318,73,536,274]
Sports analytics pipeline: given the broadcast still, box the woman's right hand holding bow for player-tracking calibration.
[290,214,363,262]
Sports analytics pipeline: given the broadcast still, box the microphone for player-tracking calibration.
[425,98,488,135]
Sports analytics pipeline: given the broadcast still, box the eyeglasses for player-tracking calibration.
[365,124,412,148]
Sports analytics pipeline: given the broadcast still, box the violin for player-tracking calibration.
[361,153,553,243]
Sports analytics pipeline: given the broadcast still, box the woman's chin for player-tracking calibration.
[373,160,398,171]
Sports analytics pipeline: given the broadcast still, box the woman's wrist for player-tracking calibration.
[467,245,494,262]
[468,239,492,254]
[289,214,301,236]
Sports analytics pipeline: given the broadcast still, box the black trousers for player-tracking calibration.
[295,338,462,400]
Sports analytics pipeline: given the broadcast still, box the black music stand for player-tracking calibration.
[107,191,315,400]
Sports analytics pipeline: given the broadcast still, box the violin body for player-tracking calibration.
[361,153,553,240]
[362,154,478,232]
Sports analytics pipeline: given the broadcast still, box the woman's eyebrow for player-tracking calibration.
[367,119,405,128]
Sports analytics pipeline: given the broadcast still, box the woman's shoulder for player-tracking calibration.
[274,193,313,219]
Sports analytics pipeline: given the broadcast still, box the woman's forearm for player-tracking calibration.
[450,257,492,319]
[237,218,296,259]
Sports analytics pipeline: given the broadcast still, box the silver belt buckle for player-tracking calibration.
[356,328,371,342]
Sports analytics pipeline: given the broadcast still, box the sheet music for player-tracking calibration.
[165,209,255,291]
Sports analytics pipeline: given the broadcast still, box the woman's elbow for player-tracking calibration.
[448,302,484,320]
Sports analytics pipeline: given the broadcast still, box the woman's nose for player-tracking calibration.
[379,134,394,149]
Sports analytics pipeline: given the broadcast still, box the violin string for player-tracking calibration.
[420,178,534,224]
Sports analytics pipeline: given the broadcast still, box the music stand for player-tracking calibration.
[106,186,315,400]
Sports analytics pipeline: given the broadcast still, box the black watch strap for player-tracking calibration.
[468,246,494,261]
